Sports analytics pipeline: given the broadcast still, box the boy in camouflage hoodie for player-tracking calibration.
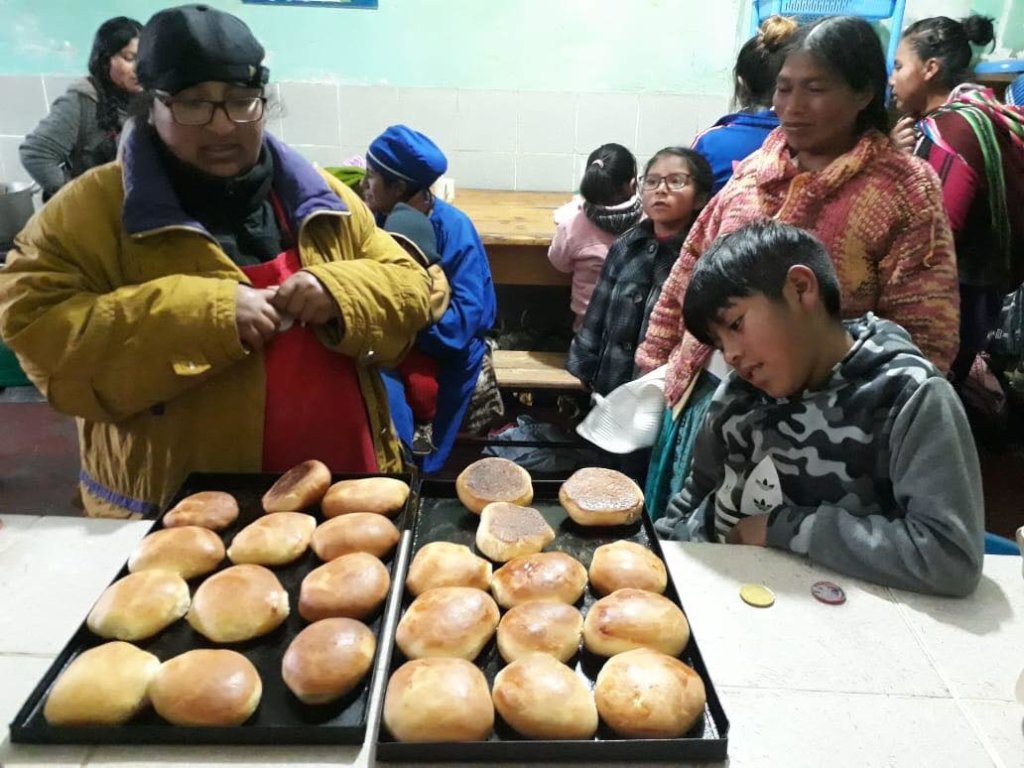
[656,221,984,597]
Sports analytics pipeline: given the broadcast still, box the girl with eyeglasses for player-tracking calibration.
[567,147,712,399]
[637,17,960,523]
[20,16,142,200]
[0,5,433,518]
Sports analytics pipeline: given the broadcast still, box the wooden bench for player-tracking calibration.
[454,189,570,286]
[492,350,583,391]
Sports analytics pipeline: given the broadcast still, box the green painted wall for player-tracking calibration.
[0,0,745,93]
[0,0,1019,90]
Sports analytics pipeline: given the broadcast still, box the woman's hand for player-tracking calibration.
[235,285,282,352]
[271,271,341,326]
[890,116,918,154]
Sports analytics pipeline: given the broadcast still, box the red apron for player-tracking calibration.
[240,196,378,473]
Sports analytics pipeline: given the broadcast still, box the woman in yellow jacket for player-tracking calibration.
[0,5,432,518]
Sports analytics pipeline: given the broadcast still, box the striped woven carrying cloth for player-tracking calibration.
[918,85,1024,282]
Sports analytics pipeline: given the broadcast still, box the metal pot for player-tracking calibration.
[0,181,39,250]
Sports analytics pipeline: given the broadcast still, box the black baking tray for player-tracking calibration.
[10,470,414,745]
[374,478,730,762]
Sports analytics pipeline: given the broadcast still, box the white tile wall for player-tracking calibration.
[449,150,515,190]
[0,75,731,193]
[337,84,401,150]
[291,144,345,169]
[0,137,30,183]
[0,76,49,136]
[638,93,701,155]
[516,153,574,192]
[518,91,576,154]
[41,75,77,105]
[395,87,458,155]
[277,81,341,146]
[575,92,640,154]
[455,90,518,153]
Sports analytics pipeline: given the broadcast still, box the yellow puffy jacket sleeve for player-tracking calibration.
[303,174,434,368]
[0,166,247,423]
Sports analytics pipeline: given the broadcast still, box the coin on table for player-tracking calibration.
[739,584,775,608]
[811,581,846,605]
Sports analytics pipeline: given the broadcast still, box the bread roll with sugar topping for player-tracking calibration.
[559,467,644,527]
[455,457,533,514]
[475,502,555,563]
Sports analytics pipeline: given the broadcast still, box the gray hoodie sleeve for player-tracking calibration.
[19,91,82,197]
[766,378,984,597]
[654,407,723,542]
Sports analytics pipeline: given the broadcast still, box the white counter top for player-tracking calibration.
[1,514,1020,767]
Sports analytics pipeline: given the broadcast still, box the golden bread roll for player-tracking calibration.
[589,540,668,595]
[282,618,376,705]
[583,588,689,657]
[321,477,410,519]
[383,658,493,742]
[163,491,239,531]
[149,649,262,727]
[227,512,316,566]
[405,542,492,596]
[491,551,588,609]
[187,564,289,642]
[87,570,190,641]
[475,502,555,563]
[43,641,160,725]
[492,653,598,740]
[311,513,400,561]
[262,459,331,512]
[127,526,225,580]
[559,467,644,527]
[299,552,390,622]
[496,600,583,663]
[594,649,706,738]
[455,457,533,514]
[396,586,500,661]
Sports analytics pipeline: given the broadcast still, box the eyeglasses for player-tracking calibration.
[155,92,266,126]
[640,172,692,192]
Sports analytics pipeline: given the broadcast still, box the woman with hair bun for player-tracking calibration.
[692,15,798,195]
[20,16,143,200]
[890,15,1024,385]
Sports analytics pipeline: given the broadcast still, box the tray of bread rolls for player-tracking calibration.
[373,458,729,762]
[10,463,416,745]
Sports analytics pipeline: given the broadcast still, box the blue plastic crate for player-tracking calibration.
[749,0,906,77]
[752,0,899,21]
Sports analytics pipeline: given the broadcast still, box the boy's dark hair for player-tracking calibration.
[782,16,888,135]
[88,16,143,133]
[579,143,637,206]
[734,15,799,110]
[902,15,995,91]
[683,221,842,346]
[643,147,713,200]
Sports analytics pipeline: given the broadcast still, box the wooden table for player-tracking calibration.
[453,189,570,287]
[2,513,1020,767]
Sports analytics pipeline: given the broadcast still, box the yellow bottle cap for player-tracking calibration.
[739,583,776,608]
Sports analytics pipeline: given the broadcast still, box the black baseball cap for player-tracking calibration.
[136,4,269,94]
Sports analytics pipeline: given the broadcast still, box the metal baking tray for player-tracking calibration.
[373,478,730,762]
[10,470,414,745]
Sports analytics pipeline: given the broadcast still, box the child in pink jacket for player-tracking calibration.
[548,143,641,330]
